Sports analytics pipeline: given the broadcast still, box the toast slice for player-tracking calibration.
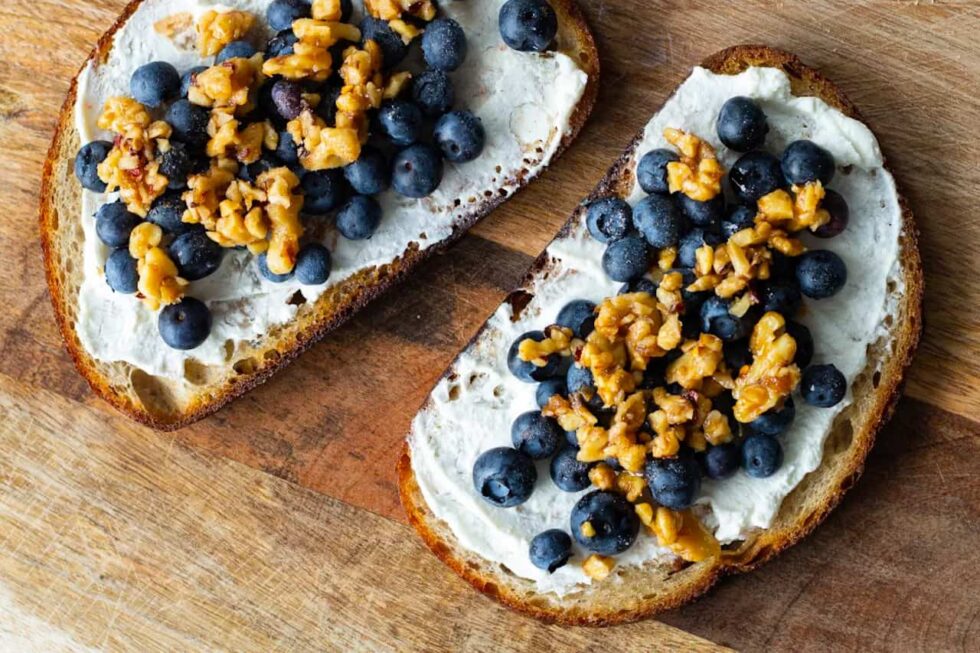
[399,45,923,626]
[39,0,599,430]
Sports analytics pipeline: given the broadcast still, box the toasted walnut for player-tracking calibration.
[190,55,263,111]
[97,96,150,134]
[257,167,304,274]
[365,0,436,21]
[580,521,596,538]
[518,326,573,366]
[651,506,681,545]
[542,393,598,433]
[383,71,413,99]
[311,0,342,20]
[209,179,270,250]
[757,182,831,233]
[648,410,682,458]
[733,312,801,423]
[129,222,161,259]
[634,502,655,526]
[656,271,683,313]
[617,472,648,502]
[666,334,724,390]
[197,9,255,56]
[182,165,237,230]
[651,509,720,562]
[287,109,362,170]
[588,463,617,490]
[664,128,725,201]
[657,246,677,271]
[129,224,186,310]
[263,40,334,81]
[653,388,694,424]
[582,554,615,581]
[205,109,269,164]
[580,332,635,407]
[577,425,610,463]
[702,410,733,445]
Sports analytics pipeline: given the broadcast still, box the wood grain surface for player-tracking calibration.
[1,0,979,650]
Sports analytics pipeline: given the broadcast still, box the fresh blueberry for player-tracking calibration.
[499,0,558,52]
[556,299,596,338]
[257,252,294,283]
[472,447,537,508]
[814,189,849,238]
[240,154,280,183]
[677,228,723,269]
[166,99,210,146]
[749,398,795,436]
[570,490,639,555]
[742,434,783,478]
[645,450,702,510]
[633,193,685,248]
[716,96,769,151]
[529,529,572,573]
[339,0,353,21]
[130,61,180,108]
[344,147,389,195]
[786,320,813,368]
[392,144,444,198]
[637,148,679,195]
[422,17,467,71]
[270,79,305,120]
[724,339,752,373]
[758,281,802,316]
[295,243,332,285]
[301,169,349,214]
[157,141,197,190]
[602,236,650,282]
[276,129,299,165]
[74,141,112,192]
[158,297,212,350]
[104,248,138,294]
[360,17,407,67]
[729,151,784,204]
[550,447,592,492]
[434,110,485,163]
[638,357,667,390]
[267,0,309,32]
[508,330,561,382]
[566,363,602,410]
[586,197,632,244]
[147,192,193,234]
[511,411,562,459]
[216,40,257,63]
[712,392,735,419]
[411,70,454,117]
[781,140,835,186]
[168,230,224,281]
[378,100,424,147]
[796,250,847,299]
[721,205,756,239]
[266,30,298,58]
[536,377,567,408]
[619,278,657,295]
[179,66,207,98]
[95,202,141,248]
[336,195,382,240]
[770,250,798,282]
[701,295,752,342]
[677,193,725,228]
[565,430,580,447]
[702,442,740,480]
[314,82,342,125]
[801,363,846,408]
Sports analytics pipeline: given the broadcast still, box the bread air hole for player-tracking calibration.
[130,368,181,417]
[233,356,258,375]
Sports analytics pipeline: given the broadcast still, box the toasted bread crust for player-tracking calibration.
[39,0,600,430]
[398,44,923,626]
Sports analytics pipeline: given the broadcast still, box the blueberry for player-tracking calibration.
[781,140,835,186]
[344,147,389,196]
[702,442,740,480]
[314,82,342,125]
[814,189,849,238]
[336,195,382,240]
[147,192,194,234]
[267,0,309,32]
[677,193,725,228]
[716,96,769,152]
[749,398,795,436]
[730,151,785,204]
[536,377,567,408]
[556,299,596,338]
[74,141,112,192]
[529,529,572,573]
[411,70,454,117]
[158,297,212,350]
[701,295,752,342]
[618,278,657,295]
[472,447,537,508]
[266,30,298,58]
[637,148,679,195]
[130,61,180,108]
[633,193,685,248]
[360,17,407,67]
[276,130,299,165]
[339,0,353,21]
[570,490,639,555]
[270,79,304,120]
[638,357,667,390]
[302,169,349,214]
[801,363,846,408]
[566,363,602,409]
[721,205,756,239]
[565,430,580,448]
[586,197,632,244]
[712,392,735,419]
[770,250,798,282]
[786,320,813,367]
[677,228,723,269]
[257,252,294,283]
[95,202,141,248]
[158,141,197,190]
[550,447,592,492]
[434,110,485,163]
[392,144,444,198]
[511,411,562,459]
[758,281,802,316]
[241,154,281,183]
[508,331,561,382]
[742,434,783,478]
[422,17,467,71]
[166,99,209,146]
[796,250,847,299]
[216,40,257,63]
[602,236,650,282]
[179,66,207,98]
[169,231,224,281]
[499,0,558,52]
[104,248,138,294]
[645,450,702,510]
[295,243,332,285]
[723,339,752,373]
[378,100,424,147]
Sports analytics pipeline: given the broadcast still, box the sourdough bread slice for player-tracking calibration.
[399,45,923,626]
[39,0,599,430]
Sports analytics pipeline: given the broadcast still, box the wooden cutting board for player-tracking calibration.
[1,0,978,650]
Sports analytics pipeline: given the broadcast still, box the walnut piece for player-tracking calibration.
[733,312,801,423]
[196,9,255,57]
[664,128,725,201]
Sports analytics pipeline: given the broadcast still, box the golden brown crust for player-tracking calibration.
[398,44,924,626]
[38,0,600,430]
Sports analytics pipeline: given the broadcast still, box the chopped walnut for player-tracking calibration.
[634,502,655,526]
[733,312,801,423]
[95,98,169,216]
[665,334,724,390]
[129,223,186,310]
[588,463,617,490]
[616,472,648,502]
[582,554,615,580]
[196,9,255,57]
[182,164,237,230]
[205,109,270,164]
[542,393,598,433]
[647,409,683,458]
[383,71,413,99]
[287,109,362,170]
[97,96,150,134]
[703,410,733,445]
[518,326,573,366]
[757,182,831,233]
[256,167,304,274]
[651,509,720,562]
[189,55,264,112]
[364,0,436,21]
[664,128,725,201]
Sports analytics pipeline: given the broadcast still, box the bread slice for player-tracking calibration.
[39,0,599,430]
[398,45,923,626]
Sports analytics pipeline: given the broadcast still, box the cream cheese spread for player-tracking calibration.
[409,66,905,596]
[73,0,588,379]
